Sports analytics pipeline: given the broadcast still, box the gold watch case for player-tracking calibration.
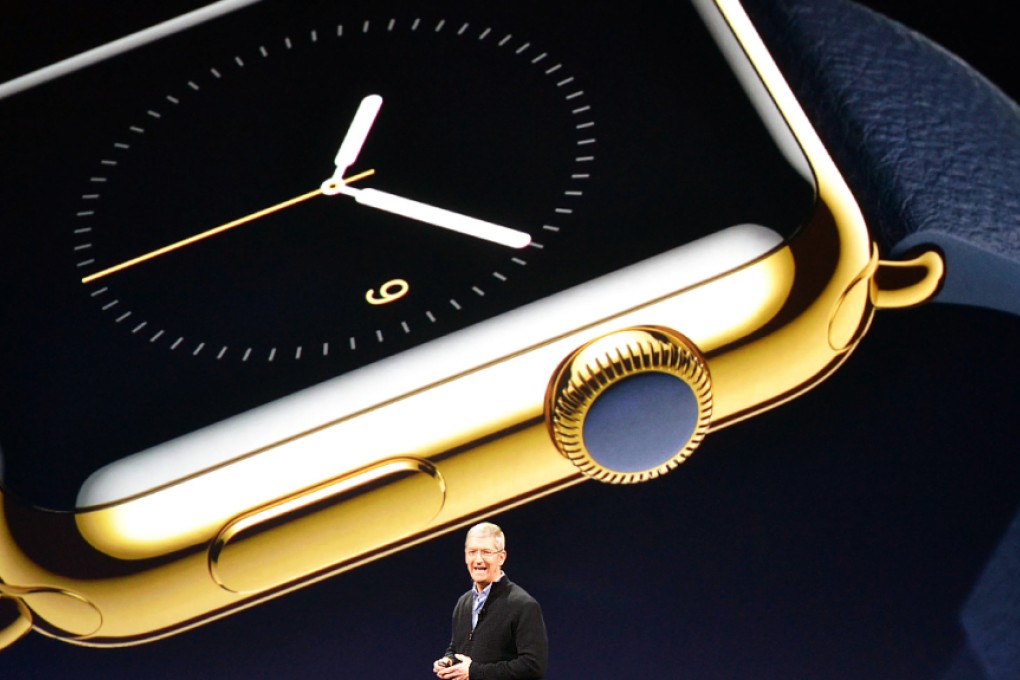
[0,0,943,648]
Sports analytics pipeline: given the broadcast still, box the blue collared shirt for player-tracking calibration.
[472,573,504,629]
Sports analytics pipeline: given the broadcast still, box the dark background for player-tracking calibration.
[3,2,1019,678]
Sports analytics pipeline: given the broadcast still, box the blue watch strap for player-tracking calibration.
[742,3,1020,678]
[960,512,1020,680]
[742,0,1020,316]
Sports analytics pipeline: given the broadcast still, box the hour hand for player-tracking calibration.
[329,94,383,181]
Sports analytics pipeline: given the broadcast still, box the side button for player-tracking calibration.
[209,458,445,593]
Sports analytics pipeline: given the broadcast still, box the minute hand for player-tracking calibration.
[348,186,531,249]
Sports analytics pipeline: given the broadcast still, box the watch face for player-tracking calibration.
[0,0,814,509]
[76,18,587,362]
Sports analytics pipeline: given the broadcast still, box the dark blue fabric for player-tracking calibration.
[960,512,1020,680]
[743,0,1020,316]
[743,2,1020,678]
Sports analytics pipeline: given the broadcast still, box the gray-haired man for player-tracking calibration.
[432,522,548,679]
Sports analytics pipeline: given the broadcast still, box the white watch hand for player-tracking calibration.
[330,94,383,180]
[319,93,530,249]
[338,185,531,249]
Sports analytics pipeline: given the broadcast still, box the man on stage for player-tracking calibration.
[432,522,548,680]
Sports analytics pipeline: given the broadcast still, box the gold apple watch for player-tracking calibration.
[6,0,1012,651]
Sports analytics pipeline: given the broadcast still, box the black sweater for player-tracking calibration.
[445,575,548,679]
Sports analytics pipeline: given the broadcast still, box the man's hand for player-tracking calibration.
[432,656,453,674]
[434,654,472,679]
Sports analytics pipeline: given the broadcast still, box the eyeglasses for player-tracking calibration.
[464,549,503,560]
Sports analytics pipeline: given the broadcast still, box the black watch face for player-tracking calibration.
[0,0,815,509]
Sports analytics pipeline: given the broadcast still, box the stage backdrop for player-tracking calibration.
[2,2,1018,678]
